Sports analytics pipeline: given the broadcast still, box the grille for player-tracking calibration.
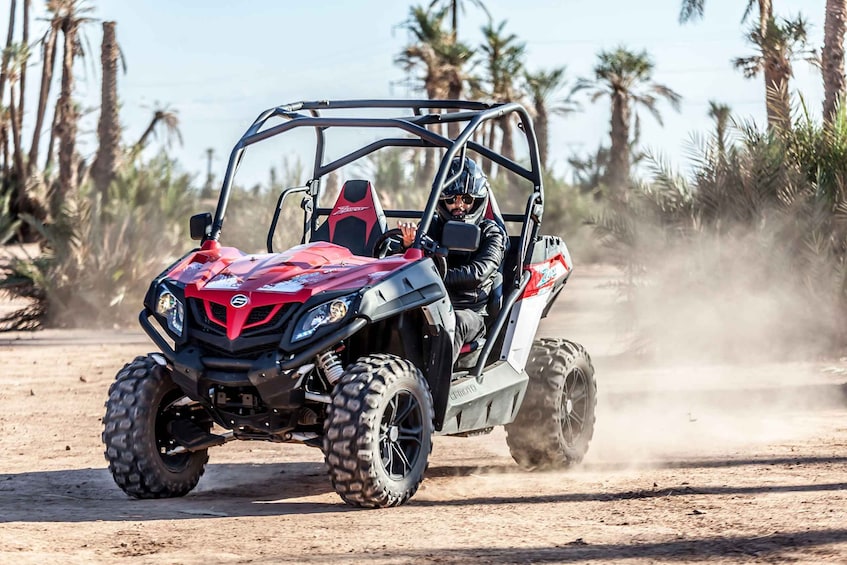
[208,303,280,327]
[188,299,295,338]
[247,305,274,325]
[210,303,227,324]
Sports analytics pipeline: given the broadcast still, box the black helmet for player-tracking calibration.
[437,157,490,224]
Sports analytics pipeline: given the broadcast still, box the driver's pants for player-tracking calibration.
[452,308,486,365]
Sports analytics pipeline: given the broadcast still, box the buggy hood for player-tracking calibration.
[167,241,403,303]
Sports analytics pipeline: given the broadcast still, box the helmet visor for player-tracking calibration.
[440,194,475,205]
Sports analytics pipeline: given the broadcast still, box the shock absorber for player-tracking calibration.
[316,349,344,385]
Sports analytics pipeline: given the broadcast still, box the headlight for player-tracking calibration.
[156,288,185,337]
[292,294,355,342]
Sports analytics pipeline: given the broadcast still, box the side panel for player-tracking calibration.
[501,294,549,372]
[438,361,528,435]
[499,236,573,373]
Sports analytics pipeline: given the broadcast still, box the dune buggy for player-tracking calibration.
[102,99,597,508]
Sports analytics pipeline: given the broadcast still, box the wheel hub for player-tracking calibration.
[565,398,573,415]
[388,425,400,442]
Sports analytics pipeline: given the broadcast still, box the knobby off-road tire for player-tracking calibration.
[505,338,596,469]
[324,354,434,508]
[102,355,209,498]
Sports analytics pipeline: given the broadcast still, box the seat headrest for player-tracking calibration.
[326,180,386,242]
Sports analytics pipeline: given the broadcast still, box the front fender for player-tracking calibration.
[358,258,446,322]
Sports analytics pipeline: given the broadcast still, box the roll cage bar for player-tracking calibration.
[211,99,546,282]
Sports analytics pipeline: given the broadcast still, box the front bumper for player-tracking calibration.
[139,310,366,408]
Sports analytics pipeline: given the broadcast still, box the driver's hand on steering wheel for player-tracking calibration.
[398,221,418,248]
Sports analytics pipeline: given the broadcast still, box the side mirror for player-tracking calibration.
[189,213,212,241]
[441,220,480,252]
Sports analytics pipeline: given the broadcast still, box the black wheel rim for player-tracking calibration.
[155,390,193,471]
[561,367,589,445]
[379,389,424,480]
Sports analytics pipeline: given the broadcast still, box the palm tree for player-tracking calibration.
[17,0,29,163]
[5,43,29,179]
[0,0,17,177]
[479,20,525,164]
[573,47,681,193]
[396,6,449,100]
[0,0,17,110]
[679,0,772,28]
[679,0,797,131]
[396,5,472,179]
[91,21,122,204]
[523,66,579,171]
[822,0,847,125]
[396,5,446,186]
[734,15,817,131]
[50,0,96,209]
[132,104,183,156]
[708,100,732,158]
[427,0,490,39]
[28,8,61,175]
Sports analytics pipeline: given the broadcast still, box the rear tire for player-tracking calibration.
[102,355,209,498]
[505,339,596,469]
[324,354,434,508]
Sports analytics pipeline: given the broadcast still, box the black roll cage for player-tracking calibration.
[211,99,545,284]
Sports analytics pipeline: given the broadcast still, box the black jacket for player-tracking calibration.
[430,218,506,313]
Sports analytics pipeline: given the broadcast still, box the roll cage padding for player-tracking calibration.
[312,180,388,256]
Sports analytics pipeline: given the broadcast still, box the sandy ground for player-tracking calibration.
[0,264,846,564]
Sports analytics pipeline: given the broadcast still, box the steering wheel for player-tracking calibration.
[372,228,447,278]
[372,228,405,259]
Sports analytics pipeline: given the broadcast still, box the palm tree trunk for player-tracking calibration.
[482,121,496,176]
[446,81,462,139]
[823,0,847,124]
[534,103,549,171]
[0,0,16,172]
[17,0,28,162]
[27,18,58,176]
[1,123,8,179]
[92,21,121,204]
[53,15,79,206]
[605,89,631,192]
[133,114,160,156]
[44,97,60,172]
[757,0,772,37]
[756,1,785,130]
[0,0,16,105]
[765,55,792,131]
[418,83,440,187]
[9,85,25,177]
[499,115,514,161]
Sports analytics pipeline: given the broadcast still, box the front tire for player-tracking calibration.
[324,354,434,508]
[505,339,596,469]
[102,355,209,498]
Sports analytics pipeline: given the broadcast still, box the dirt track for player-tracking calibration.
[1,265,846,564]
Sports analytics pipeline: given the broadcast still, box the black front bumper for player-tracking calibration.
[139,310,366,409]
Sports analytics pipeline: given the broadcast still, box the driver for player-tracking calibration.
[398,157,506,367]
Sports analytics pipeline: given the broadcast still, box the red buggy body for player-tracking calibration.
[103,100,597,507]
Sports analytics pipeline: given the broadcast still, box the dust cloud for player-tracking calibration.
[563,230,847,469]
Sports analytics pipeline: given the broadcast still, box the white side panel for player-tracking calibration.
[501,293,549,372]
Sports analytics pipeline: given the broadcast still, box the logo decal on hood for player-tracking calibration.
[230,294,249,308]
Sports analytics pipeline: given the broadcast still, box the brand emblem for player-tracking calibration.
[230,294,249,308]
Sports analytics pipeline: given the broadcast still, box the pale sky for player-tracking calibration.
[3,0,827,187]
